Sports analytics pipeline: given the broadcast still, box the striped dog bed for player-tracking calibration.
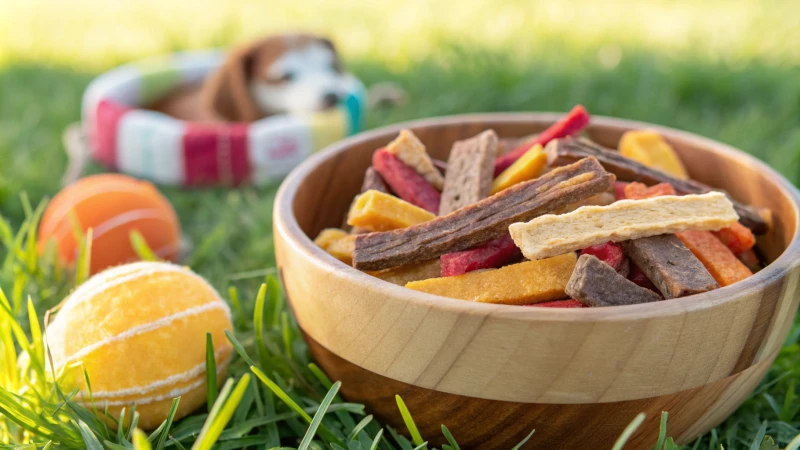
[82,50,366,187]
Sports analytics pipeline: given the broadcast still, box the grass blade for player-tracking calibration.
[130,230,160,261]
[192,374,250,450]
[441,425,460,450]
[787,433,800,450]
[611,413,645,450]
[77,420,104,450]
[298,381,341,450]
[133,428,153,450]
[395,395,425,449]
[369,429,385,450]
[253,283,269,368]
[154,398,180,450]
[206,333,218,410]
[349,415,374,442]
[510,429,535,450]
[654,411,668,450]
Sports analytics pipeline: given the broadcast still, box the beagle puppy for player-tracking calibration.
[151,33,357,122]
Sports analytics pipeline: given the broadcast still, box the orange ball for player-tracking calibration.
[38,174,181,274]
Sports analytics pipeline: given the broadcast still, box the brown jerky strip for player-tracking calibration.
[439,130,498,215]
[567,254,661,307]
[545,137,770,234]
[622,234,718,299]
[353,157,614,271]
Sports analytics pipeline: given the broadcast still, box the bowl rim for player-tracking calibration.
[275,112,800,322]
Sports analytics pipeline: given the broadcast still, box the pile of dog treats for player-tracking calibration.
[314,105,772,307]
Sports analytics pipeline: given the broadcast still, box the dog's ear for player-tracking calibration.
[316,37,342,71]
[202,43,263,122]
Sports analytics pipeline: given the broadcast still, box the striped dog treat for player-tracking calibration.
[509,192,738,260]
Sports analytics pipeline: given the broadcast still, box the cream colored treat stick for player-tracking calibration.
[509,192,738,260]
[386,129,445,190]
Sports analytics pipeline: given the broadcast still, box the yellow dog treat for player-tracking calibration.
[509,192,738,260]
[45,261,233,430]
[619,130,689,179]
[406,252,576,305]
[491,144,547,194]
[370,259,442,285]
[347,190,436,232]
[314,228,349,250]
[386,129,445,190]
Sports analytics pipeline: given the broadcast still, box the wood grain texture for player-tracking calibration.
[274,114,800,443]
[305,333,777,450]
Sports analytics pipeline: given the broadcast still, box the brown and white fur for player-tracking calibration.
[150,33,357,123]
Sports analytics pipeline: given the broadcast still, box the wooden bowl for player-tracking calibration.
[274,114,800,449]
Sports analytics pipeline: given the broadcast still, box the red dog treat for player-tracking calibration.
[713,222,756,254]
[373,148,441,214]
[494,105,590,176]
[580,242,626,273]
[529,299,587,308]
[440,234,522,277]
[613,181,630,200]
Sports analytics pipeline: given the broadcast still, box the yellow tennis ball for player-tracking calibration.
[45,261,233,430]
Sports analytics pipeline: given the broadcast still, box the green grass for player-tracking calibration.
[1,0,800,448]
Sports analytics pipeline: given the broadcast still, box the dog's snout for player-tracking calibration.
[322,92,340,108]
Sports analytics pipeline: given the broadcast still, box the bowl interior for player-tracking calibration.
[291,114,798,267]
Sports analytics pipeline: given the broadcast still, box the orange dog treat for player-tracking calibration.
[370,259,442,286]
[386,129,445,190]
[326,235,357,265]
[619,130,689,179]
[676,230,753,286]
[405,252,576,305]
[713,221,756,254]
[38,174,181,274]
[347,190,436,232]
[624,182,676,199]
[491,144,547,194]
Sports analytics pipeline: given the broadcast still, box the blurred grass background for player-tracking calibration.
[0,1,800,446]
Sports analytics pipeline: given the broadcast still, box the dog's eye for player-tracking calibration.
[278,71,295,82]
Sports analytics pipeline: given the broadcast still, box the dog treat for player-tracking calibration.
[491,144,547,194]
[623,235,718,299]
[713,221,756,254]
[624,182,676,199]
[347,190,436,232]
[439,130,498,215]
[614,181,630,200]
[406,253,576,305]
[386,129,445,190]
[737,249,762,273]
[625,180,757,255]
[555,191,616,214]
[369,259,442,286]
[619,130,689,179]
[510,192,738,260]
[315,232,357,265]
[314,228,349,250]
[567,254,662,307]
[373,148,441,214]
[353,157,614,271]
[361,166,391,194]
[629,263,659,292]
[529,299,587,308]
[440,234,522,277]
[677,230,753,287]
[579,241,627,274]
[495,105,590,175]
[546,137,770,233]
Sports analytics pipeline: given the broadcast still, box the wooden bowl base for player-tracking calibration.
[306,334,774,450]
